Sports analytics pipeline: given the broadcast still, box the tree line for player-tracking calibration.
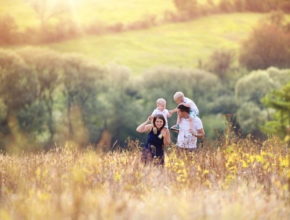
[0,47,289,152]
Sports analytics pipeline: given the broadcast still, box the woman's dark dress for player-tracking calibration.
[142,128,164,165]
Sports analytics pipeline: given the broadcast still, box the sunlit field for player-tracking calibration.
[44,13,262,74]
[1,0,265,74]
[0,138,288,219]
[2,0,287,74]
[1,0,222,29]
[0,0,176,29]
[1,0,290,219]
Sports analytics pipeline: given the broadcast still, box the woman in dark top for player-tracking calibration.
[136,114,171,165]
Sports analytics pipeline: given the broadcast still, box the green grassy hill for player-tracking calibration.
[45,13,263,74]
[1,0,221,29]
[0,0,266,74]
[0,0,176,30]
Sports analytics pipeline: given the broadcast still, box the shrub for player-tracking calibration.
[239,22,290,70]
[235,67,290,137]
[206,49,235,80]
[0,15,19,45]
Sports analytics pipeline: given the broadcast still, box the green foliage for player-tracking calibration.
[262,82,290,139]
[201,114,227,139]
[0,49,37,110]
[0,46,289,151]
[209,95,238,115]
[0,98,7,121]
[61,54,106,144]
[104,65,144,144]
[237,102,268,136]
[140,67,219,115]
[17,47,63,142]
[235,67,290,136]
[235,70,276,106]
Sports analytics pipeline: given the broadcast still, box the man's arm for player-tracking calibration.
[194,128,205,138]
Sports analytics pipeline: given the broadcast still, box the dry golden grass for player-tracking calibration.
[0,137,289,220]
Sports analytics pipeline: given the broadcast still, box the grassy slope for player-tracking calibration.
[0,0,176,29]
[46,13,262,74]
[1,0,263,74]
[1,0,220,29]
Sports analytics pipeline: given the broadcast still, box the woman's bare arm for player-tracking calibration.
[136,117,153,133]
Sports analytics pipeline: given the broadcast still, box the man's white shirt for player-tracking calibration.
[177,116,203,149]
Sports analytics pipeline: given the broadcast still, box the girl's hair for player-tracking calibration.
[178,104,190,113]
[173,91,184,101]
[153,114,166,130]
[156,98,166,105]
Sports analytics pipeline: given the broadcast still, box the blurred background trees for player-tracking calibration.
[0,47,289,152]
[0,1,290,152]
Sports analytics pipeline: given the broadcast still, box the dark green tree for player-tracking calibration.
[104,65,143,146]
[262,82,290,141]
[61,54,106,145]
[0,49,39,151]
[17,48,63,144]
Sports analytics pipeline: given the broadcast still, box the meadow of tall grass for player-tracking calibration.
[0,136,288,219]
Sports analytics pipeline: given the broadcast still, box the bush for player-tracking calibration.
[201,114,227,139]
[0,15,19,45]
[173,0,200,17]
[235,69,277,106]
[239,17,290,70]
[237,102,268,137]
[235,67,290,137]
[206,49,235,80]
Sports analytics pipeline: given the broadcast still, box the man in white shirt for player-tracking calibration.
[176,104,204,150]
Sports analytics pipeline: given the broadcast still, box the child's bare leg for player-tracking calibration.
[176,112,181,129]
[177,114,181,124]
[189,117,194,134]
